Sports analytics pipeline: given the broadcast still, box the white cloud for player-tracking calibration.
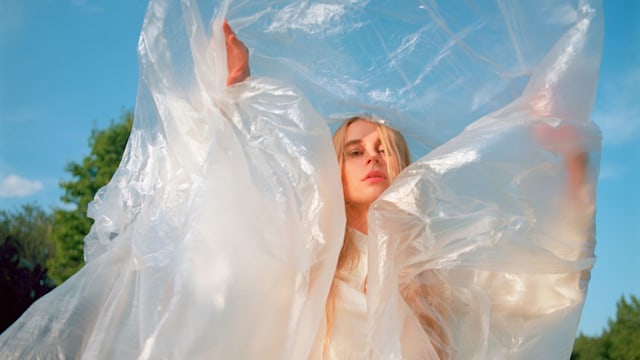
[0,175,43,197]
[598,162,625,180]
[594,107,640,146]
[3,108,41,124]
[594,68,640,145]
[70,0,104,13]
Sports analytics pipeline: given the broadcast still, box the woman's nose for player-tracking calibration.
[366,150,382,164]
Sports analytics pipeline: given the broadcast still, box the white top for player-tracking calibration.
[325,228,369,359]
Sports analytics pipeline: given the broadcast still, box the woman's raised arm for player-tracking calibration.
[223,20,250,86]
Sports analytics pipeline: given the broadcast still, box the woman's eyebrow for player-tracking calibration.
[344,139,362,148]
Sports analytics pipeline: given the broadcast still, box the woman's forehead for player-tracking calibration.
[345,120,379,143]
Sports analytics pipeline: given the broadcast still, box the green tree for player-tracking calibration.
[0,203,53,266]
[47,110,133,283]
[572,294,640,359]
[0,204,55,331]
[572,333,606,360]
[604,295,640,359]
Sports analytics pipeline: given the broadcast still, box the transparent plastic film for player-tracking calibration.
[1,0,346,359]
[366,2,602,358]
[0,0,602,359]
[223,0,602,153]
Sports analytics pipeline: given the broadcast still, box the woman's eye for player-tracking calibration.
[378,148,386,154]
[346,150,362,157]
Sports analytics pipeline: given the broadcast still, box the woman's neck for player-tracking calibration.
[346,205,369,235]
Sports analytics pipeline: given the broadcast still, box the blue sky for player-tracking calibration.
[0,0,638,337]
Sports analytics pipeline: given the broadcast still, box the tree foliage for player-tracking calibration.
[0,204,53,266]
[604,295,640,359]
[572,294,640,359]
[0,204,55,332]
[47,110,133,283]
[572,333,606,359]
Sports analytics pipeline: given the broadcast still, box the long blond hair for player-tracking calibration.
[330,116,410,273]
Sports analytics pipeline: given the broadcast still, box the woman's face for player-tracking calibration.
[341,120,393,208]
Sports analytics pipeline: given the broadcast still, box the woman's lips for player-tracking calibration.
[363,170,386,183]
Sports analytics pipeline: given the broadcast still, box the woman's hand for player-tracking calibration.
[223,20,250,86]
[528,92,588,203]
[533,123,588,202]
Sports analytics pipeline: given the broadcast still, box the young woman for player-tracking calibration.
[325,117,408,357]
[325,117,451,359]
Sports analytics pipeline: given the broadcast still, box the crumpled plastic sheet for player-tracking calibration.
[0,0,602,359]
